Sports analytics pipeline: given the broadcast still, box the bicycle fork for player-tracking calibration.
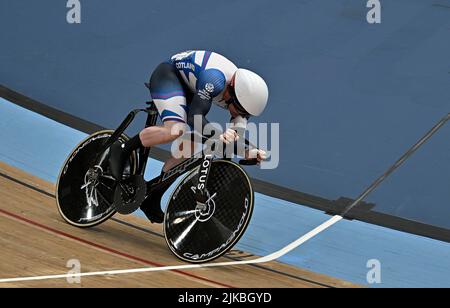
[195,154,214,210]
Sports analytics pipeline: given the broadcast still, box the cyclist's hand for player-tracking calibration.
[246,149,267,162]
[220,129,239,144]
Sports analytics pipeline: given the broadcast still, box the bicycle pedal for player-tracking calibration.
[114,175,147,214]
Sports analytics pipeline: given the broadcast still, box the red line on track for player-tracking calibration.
[0,208,234,288]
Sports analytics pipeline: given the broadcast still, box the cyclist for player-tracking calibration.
[109,50,269,223]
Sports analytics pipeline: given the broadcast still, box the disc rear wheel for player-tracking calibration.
[56,130,137,228]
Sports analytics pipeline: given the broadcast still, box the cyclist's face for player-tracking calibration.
[223,74,235,102]
[228,102,242,118]
[225,74,250,119]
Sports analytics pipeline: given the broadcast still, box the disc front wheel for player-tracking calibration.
[164,160,254,263]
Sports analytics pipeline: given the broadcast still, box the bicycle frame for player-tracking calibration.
[56,97,258,233]
[100,100,214,203]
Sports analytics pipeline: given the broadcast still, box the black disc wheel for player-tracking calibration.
[56,130,137,228]
[164,160,254,263]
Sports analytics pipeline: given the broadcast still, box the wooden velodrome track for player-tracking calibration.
[0,162,358,288]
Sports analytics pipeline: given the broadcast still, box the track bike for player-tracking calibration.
[56,100,259,263]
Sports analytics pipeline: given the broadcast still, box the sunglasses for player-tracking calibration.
[226,85,250,118]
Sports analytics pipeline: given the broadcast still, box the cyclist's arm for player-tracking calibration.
[186,92,212,133]
[187,69,226,137]
[229,115,247,135]
[229,117,267,162]
[187,98,243,156]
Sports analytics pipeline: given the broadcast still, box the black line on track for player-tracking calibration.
[0,171,55,198]
[0,170,336,288]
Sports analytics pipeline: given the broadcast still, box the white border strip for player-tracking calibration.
[0,215,343,283]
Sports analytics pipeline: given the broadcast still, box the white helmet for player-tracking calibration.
[233,69,269,116]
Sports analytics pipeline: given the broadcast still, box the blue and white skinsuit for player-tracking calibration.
[148,50,248,133]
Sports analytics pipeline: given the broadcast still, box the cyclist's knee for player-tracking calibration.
[163,121,187,142]
[139,123,184,147]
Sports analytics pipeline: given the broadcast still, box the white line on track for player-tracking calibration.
[0,215,343,283]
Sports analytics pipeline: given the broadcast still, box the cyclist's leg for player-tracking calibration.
[141,135,198,223]
[139,62,192,223]
[162,139,197,172]
[141,62,189,146]
[109,62,186,180]
[146,62,195,171]
[140,124,197,223]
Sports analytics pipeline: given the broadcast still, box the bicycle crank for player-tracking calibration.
[113,175,147,214]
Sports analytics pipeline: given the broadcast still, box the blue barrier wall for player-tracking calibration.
[1,0,450,229]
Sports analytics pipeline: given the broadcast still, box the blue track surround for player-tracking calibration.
[1,98,449,287]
